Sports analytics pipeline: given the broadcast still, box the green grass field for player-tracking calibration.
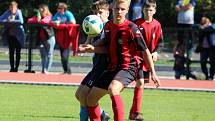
[0,84,215,121]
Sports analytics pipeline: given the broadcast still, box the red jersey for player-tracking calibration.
[104,20,147,71]
[134,18,163,71]
[52,23,80,56]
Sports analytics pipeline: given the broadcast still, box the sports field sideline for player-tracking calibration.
[0,72,214,92]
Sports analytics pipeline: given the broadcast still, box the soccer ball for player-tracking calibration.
[82,15,103,36]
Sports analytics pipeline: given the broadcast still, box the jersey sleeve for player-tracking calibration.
[66,11,76,23]
[129,23,147,51]
[153,23,163,52]
[51,13,58,21]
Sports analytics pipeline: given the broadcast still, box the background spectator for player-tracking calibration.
[173,42,196,79]
[197,17,215,80]
[52,2,76,74]
[129,0,145,21]
[175,0,196,79]
[0,1,25,72]
[27,4,56,74]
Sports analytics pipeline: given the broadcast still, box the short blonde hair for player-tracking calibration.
[113,0,131,7]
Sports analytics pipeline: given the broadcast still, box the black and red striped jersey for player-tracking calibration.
[134,18,163,71]
[103,19,147,71]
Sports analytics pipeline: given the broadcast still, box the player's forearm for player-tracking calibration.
[85,36,93,44]
[67,20,76,24]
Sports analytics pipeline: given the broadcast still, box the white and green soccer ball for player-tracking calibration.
[82,15,103,36]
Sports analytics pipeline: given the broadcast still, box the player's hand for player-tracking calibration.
[78,44,94,53]
[52,20,60,26]
[152,52,158,62]
[150,71,161,88]
[36,16,41,22]
[84,44,94,52]
[78,44,88,52]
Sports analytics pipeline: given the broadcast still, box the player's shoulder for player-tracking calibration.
[152,19,161,26]
[65,10,75,17]
[105,20,112,25]
[103,20,112,30]
[127,20,138,29]
[133,18,145,25]
[126,20,141,34]
[65,10,73,14]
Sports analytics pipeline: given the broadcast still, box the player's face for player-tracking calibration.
[95,8,109,22]
[143,6,156,20]
[39,7,46,17]
[9,4,17,14]
[57,7,65,14]
[112,2,128,23]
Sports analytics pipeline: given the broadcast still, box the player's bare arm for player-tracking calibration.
[142,49,161,87]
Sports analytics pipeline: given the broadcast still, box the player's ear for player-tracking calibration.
[106,10,110,17]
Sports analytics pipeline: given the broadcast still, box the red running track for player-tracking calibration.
[0,72,214,92]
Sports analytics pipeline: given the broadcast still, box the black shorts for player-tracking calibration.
[137,70,150,83]
[94,68,137,90]
[81,70,103,88]
[81,54,108,88]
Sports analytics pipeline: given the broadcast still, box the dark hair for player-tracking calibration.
[143,0,157,9]
[57,2,68,10]
[91,0,109,13]
[10,1,18,6]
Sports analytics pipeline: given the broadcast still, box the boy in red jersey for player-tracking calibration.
[85,0,160,121]
[129,0,163,120]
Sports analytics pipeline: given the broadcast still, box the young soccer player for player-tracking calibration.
[85,0,160,120]
[129,0,163,120]
[75,0,110,121]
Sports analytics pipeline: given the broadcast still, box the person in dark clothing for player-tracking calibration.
[173,43,196,79]
[0,1,25,72]
[197,17,215,80]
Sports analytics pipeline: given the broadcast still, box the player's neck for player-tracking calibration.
[144,17,153,23]
[113,18,126,24]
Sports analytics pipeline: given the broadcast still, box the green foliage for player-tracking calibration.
[156,0,177,27]
[195,0,215,21]
[0,0,214,26]
[155,0,215,27]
